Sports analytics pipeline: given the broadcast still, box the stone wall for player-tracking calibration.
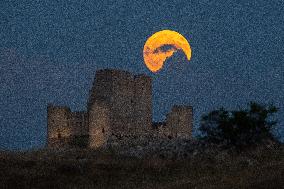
[109,70,135,133]
[47,105,89,148]
[70,111,88,136]
[87,69,113,110]
[47,69,193,150]
[166,105,193,139]
[134,74,152,132]
[47,104,72,147]
[87,69,153,136]
[157,125,172,139]
[88,100,110,148]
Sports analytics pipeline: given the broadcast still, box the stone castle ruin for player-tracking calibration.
[47,69,193,149]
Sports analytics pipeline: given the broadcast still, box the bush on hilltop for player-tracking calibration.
[199,102,279,149]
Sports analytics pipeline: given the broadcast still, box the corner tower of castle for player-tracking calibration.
[47,104,89,148]
[47,104,72,148]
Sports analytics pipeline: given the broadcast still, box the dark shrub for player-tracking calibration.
[199,102,279,149]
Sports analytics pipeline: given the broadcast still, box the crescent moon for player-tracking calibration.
[143,30,192,73]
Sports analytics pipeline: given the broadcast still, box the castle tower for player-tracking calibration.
[134,74,152,132]
[88,69,150,135]
[87,69,153,135]
[47,104,72,147]
[108,69,135,133]
[87,69,114,110]
[88,100,110,148]
[166,105,193,139]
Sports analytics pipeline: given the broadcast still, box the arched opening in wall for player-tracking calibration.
[102,128,105,133]
[58,133,62,139]
[168,135,172,140]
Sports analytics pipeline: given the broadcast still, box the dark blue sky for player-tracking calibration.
[0,0,283,150]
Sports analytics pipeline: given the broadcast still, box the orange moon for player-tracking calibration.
[143,30,192,73]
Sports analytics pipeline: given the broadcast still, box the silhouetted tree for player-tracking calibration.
[199,102,279,148]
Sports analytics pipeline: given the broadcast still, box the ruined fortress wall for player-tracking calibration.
[166,105,193,139]
[88,100,110,148]
[70,111,88,136]
[134,74,152,132]
[47,68,193,149]
[47,104,72,147]
[110,70,135,133]
[157,125,172,139]
[88,69,137,134]
[87,69,114,110]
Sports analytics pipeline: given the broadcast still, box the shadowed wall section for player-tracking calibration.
[70,111,88,137]
[134,75,152,133]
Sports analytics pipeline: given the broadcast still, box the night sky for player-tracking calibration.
[0,0,283,150]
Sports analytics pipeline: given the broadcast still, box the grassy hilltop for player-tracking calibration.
[0,144,283,189]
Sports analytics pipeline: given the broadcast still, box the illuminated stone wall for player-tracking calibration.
[47,105,89,148]
[87,69,153,135]
[47,104,72,147]
[88,100,110,148]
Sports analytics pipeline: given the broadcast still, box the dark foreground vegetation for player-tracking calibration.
[199,102,280,149]
[0,143,283,189]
